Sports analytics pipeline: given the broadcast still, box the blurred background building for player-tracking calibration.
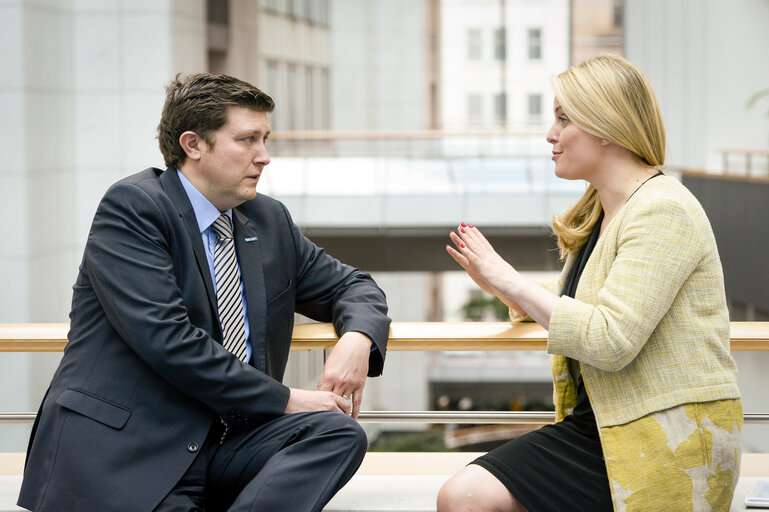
[1,0,768,453]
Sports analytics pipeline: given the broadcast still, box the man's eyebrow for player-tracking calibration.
[235,128,269,137]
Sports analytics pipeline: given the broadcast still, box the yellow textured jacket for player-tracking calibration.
[547,175,739,426]
[516,176,742,510]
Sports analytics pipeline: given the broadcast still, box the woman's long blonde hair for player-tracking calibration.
[551,55,666,258]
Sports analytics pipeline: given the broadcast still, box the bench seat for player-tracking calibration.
[1,452,766,511]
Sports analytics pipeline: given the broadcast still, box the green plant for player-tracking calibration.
[747,88,769,117]
[461,295,509,321]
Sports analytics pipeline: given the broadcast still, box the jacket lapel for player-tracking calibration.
[232,208,268,372]
[158,168,218,316]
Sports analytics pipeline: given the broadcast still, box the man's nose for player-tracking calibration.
[255,146,270,166]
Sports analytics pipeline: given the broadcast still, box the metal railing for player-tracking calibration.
[2,322,768,426]
[718,148,769,178]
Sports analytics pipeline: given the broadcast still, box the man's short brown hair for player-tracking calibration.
[157,73,275,168]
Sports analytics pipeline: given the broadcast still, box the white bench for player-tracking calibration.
[2,452,767,511]
[324,452,769,512]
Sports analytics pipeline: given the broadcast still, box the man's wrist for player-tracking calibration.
[345,330,375,351]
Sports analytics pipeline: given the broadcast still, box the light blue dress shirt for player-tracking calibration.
[177,170,252,362]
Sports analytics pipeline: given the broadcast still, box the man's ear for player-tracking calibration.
[179,131,204,161]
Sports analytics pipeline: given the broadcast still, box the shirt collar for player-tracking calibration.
[176,169,231,233]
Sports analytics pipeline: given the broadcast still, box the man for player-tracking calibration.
[18,73,391,512]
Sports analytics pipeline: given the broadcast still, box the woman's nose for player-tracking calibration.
[546,123,558,145]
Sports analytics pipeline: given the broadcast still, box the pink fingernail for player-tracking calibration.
[460,243,465,248]
[469,224,474,228]
[460,222,467,227]
[460,228,466,233]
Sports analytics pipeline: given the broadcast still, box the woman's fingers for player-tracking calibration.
[461,223,493,251]
[449,230,469,252]
[446,244,468,268]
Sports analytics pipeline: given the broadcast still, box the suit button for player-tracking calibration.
[187,442,199,453]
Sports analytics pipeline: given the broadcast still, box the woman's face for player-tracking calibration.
[546,99,604,182]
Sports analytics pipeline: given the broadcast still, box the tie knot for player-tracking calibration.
[212,214,234,240]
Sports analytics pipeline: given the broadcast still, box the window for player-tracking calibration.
[527,28,542,60]
[286,64,297,130]
[467,29,482,61]
[318,0,329,25]
[266,60,281,130]
[320,68,330,129]
[207,0,228,24]
[305,66,315,130]
[493,28,506,60]
[261,0,279,12]
[613,1,624,28]
[494,93,507,123]
[527,93,542,121]
[290,0,302,19]
[467,94,483,124]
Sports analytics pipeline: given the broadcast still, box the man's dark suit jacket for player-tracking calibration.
[18,167,390,512]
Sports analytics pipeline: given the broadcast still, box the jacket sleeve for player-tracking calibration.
[547,197,702,371]
[279,204,391,376]
[84,181,290,423]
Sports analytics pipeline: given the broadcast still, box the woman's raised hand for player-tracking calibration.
[446,222,517,299]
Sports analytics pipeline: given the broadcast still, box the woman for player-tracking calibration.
[439,55,742,512]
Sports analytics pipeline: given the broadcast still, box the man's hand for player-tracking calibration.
[317,331,372,419]
[284,388,352,415]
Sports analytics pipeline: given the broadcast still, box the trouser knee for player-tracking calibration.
[315,411,368,460]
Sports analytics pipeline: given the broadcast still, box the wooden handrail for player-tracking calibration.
[1,322,768,352]
[681,169,769,184]
[2,322,768,427]
[3,411,769,425]
[269,129,543,141]
[718,148,769,157]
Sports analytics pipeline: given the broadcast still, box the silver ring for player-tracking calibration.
[343,394,353,416]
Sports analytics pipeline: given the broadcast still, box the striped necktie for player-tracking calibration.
[212,214,248,362]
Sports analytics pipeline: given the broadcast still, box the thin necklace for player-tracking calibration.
[626,170,663,203]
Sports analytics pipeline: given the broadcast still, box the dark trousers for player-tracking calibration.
[154,411,367,512]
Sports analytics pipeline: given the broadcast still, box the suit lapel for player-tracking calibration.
[158,168,218,316]
[232,208,268,372]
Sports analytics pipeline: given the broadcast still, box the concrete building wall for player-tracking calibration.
[440,0,569,130]
[0,0,207,451]
[330,0,426,131]
[250,0,331,131]
[625,0,769,171]
[570,0,624,64]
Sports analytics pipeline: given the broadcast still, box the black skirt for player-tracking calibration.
[471,211,616,512]
[471,379,613,511]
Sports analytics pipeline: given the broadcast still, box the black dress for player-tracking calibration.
[471,213,613,512]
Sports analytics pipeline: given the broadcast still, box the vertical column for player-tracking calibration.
[0,0,31,451]
[0,0,208,452]
[0,0,76,451]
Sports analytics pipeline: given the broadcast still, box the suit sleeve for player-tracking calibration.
[547,197,702,371]
[84,182,290,423]
[279,204,391,376]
